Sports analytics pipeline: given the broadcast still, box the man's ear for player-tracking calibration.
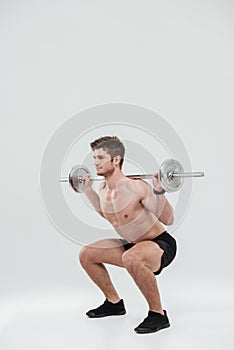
[113,155,121,167]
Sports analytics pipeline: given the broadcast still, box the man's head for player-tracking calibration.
[90,136,125,176]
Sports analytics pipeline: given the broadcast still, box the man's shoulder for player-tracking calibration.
[129,177,150,193]
[129,177,148,185]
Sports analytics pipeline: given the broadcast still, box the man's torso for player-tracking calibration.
[99,178,165,243]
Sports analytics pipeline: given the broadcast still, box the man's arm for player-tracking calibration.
[153,192,174,226]
[82,174,105,218]
[139,177,174,226]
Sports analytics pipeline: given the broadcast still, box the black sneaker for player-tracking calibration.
[86,299,126,318]
[134,310,170,334]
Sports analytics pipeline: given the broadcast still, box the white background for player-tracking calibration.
[1,0,234,349]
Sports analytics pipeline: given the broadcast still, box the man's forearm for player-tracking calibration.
[84,188,104,217]
[156,194,174,225]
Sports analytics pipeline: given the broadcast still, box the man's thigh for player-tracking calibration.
[82,238,125,267]
[125,241,164,273]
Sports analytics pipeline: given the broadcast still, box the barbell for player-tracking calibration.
[59,159,204,193]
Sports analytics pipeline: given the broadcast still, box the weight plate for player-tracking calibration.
[69,164,90,193]
[159,159,184,192]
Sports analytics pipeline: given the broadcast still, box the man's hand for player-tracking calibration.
[152,172,164,192]
[82,174,93,193]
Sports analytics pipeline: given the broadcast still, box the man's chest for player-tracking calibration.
[99,187,142,214]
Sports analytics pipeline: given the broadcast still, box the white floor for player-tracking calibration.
[0,289,233,350]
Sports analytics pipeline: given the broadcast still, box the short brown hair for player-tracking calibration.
[90,136,125,169]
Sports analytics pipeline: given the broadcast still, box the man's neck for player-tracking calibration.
[104,169,125,190]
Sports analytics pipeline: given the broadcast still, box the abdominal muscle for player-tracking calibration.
[113,210,166,243]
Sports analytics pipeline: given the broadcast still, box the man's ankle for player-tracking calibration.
[106,297,121,304]
[149,309,164,316]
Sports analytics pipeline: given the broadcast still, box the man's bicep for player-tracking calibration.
[96,182,107,217]
[140,183,158,213]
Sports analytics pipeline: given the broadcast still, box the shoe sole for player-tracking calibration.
[134,322,170,334]
[87,310,126,318]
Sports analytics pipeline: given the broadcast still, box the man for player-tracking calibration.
[79,136,177,334]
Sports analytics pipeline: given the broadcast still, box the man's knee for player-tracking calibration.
[122,250,141,272]
[122,244,163,273]
[79,246,94,267]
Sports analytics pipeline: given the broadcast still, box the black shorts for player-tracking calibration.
[119,231,177,275]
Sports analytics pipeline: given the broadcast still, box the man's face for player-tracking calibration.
[93,148,114,176]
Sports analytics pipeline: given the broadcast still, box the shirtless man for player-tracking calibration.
[79,136,177,334]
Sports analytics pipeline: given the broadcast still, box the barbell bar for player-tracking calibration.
[59,159,204,193]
